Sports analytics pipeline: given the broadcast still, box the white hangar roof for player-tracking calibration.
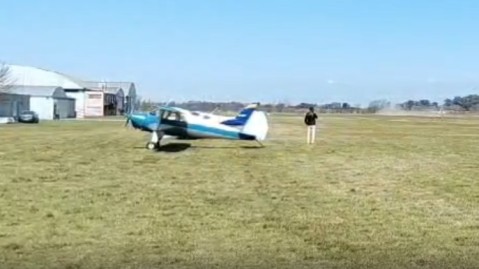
[6,64,86,89]
[80,81,136,96]
[4,64,137,97]
[6,85,72,99]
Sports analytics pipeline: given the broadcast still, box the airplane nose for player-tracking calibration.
[125,114,143,130]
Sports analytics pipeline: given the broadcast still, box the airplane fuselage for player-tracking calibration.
[157,118,256,141]
[127,105,258,137]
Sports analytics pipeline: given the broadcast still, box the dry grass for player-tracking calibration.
[1,114,479,269]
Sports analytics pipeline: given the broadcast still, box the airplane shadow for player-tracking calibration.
[133,142,263,152]
[158,143,192,152]
[132,142,191,152]
[192,145,261,149]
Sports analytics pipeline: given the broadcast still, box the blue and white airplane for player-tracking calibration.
[124,103,269,150]
[124,103,260,132]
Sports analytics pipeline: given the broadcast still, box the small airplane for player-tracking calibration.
[124,102,260,133]
[124,103,269,151]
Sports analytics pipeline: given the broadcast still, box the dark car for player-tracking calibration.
[18,110,40,123]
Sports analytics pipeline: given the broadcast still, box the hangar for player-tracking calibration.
[7,86,76,120]
[0,92,30,121]
[77,81,136,115]
[4,64,137,118]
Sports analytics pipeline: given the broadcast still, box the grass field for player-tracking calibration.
[1,114,479,269]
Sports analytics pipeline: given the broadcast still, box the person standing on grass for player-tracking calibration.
[304,106,318,144]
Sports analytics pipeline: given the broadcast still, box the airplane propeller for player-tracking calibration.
[124,115,131,127]
[123,97,140,128]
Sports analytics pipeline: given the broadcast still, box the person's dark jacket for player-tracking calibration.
[304,111,318,126]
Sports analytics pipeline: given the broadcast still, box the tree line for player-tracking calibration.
[134,93,479,114]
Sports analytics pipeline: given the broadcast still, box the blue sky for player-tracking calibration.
[1,0,478,106]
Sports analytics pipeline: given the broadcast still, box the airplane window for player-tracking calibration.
[159,110,184,121]
[167,112,176,120]
[167,112,180,120]
[160,111,172,119]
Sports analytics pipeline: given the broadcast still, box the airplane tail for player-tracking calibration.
[221,103,259,126]
[240,110,269,141]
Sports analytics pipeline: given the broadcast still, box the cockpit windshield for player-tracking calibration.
[160,110,184,121]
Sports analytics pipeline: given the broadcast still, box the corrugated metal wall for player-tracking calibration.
[29,97,76,120]
[55,98,76,118]
[65,91,85,118]
[0,93,30,118]
[84,92,104,117]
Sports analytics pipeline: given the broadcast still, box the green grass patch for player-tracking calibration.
[1,114,479,269]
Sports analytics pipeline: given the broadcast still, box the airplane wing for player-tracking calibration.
[210,107,220,114]
[158,106,181,113]
[244,102,260,109]
[200,103,260,122]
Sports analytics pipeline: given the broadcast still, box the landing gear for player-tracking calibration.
[146,141,160,151]
[146,131,163,151]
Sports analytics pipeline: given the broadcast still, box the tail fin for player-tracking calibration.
[240,110,269,141]
[221,103,259,126]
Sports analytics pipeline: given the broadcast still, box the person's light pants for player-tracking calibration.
[307,125,316,144]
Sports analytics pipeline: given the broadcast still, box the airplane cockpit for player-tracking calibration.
[159,109,185,122]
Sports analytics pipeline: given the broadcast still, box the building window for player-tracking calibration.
[89,94,102,99]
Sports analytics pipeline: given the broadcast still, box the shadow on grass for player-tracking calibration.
[134,142,264,152]
[192,144,264,150]
[158,143,192,152]
[133,142,191,152]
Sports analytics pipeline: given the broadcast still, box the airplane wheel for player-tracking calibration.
[146,142,159,151]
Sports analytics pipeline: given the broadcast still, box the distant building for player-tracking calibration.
[4,64,137,118]
[0,92,30,120]
[76,81,137,115]
[6,86,76,120]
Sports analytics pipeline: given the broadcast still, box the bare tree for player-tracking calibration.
[0,62,14,92]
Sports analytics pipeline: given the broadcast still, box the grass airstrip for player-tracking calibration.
[1,113,479,269]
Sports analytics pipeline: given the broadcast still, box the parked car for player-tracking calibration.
[18,110,39,123]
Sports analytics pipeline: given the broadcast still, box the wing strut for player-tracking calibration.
[255,139,264,147]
